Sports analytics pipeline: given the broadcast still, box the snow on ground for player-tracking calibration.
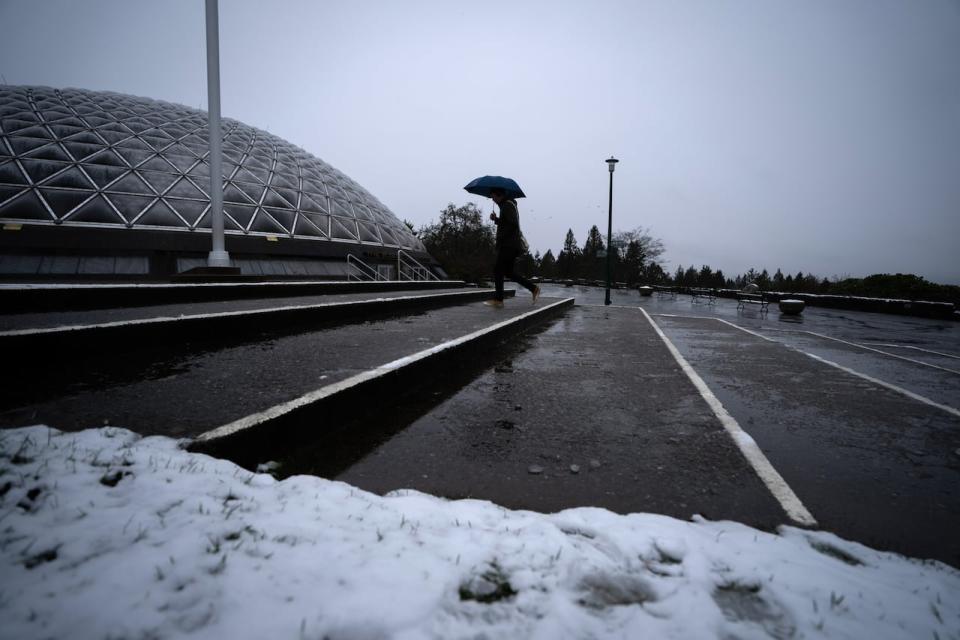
[1,426,958,640]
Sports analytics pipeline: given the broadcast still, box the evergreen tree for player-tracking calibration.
[539,249,557,278]
[418,203,495,284]
[772,268,785,290]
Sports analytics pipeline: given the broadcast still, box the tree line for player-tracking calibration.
[414,203,959,304]
[414,203,666,287]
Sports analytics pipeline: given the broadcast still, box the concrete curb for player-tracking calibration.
[1,289,513,360]
[0,279,467,313]
[188,297,575,465]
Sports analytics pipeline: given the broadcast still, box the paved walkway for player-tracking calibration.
[284,305,788,530]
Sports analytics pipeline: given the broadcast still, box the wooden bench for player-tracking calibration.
[689,288,716,304]
[737,292,769,312]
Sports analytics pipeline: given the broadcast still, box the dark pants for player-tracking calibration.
[494,248,537,301]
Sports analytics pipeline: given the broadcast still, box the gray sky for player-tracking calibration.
[2,0,958,283]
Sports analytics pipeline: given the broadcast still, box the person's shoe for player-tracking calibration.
[531,285,541,305]
[484,299,504,308]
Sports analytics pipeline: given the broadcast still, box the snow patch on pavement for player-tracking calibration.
[1,425,957,639]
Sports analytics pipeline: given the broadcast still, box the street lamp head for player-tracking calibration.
[606,156,619,172]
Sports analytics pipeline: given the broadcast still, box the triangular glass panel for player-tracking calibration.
[358,221,382,243]
[234,167,265,185]
[273,187,299,208]
[47,116,85,128]
[0,184,27,206]
[96,129,132,145]
[38,188,92,218]
[299,193,328,214]
[165,198,207,226]
[64,195,123,225]
[161,153,197,173]
[47,124,86,139]
[0,161,30,185]
[330,198,354,217]
[232,181,262,203]
[64,131,102,146]
[9,137,53,156]
[225,204,256,229]
[262,188,293,209]
[195,207,240,232]
[40,165,92,189]
[106,193,156,219]
[113,146,155,167]
[10,126,51,139]
[330,216,359,241]
[270,172,298,191]
[83,164,127,189]
[250,209,289,235]
[223,182,254,204]
[294,213,326,238]
[24,143,72,163]
[84,115,113,128]
[138,155,178,172]
[104,172,151,194]
[61,140,103,161]
[85,149,127,167]
[241,166,270,184]
[20,159,70,185]
[165,177,206,199]
[263,207,295,233]
[379,227,400,246]
[0,190,53,221]
[135,199,186,228]
[352,204,373,221]
[0,118,40,134]
[137,170,179,194]
[99,121,132,135]
[116,135,152,150]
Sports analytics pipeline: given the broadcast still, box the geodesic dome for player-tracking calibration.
[0,86,427,276]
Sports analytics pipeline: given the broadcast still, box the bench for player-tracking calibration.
[737,292,769,312]
[689,288,716,304]
[653,285,677,299]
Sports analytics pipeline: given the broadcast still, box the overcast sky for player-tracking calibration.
[2,0,958,283]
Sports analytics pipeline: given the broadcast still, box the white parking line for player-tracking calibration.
[803,331,960,376]
[861,343,960,361]
[639,308,818,527]
[711,318,960,419]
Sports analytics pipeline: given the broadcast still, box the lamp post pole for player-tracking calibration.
[205,0,230,268]
[604,156,618,305]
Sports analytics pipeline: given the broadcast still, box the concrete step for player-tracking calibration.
[0,288,513,359]
[0,279,467,313]
[0,297,574,454]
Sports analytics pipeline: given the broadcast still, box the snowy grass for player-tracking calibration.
[1,425,958,639]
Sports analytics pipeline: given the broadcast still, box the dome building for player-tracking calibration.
[0,86,438,279]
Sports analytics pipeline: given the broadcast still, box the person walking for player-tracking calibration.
[485,187,540,308]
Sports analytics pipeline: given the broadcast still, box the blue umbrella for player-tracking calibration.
[463,175,526,199]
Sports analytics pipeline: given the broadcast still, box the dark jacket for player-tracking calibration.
[495,199,525,251]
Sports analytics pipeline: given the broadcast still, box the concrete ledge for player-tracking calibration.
[188,297,575,466]
[0,279,467,313]
[0,289,512,360]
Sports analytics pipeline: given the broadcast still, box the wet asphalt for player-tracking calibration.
[2,282,958,567]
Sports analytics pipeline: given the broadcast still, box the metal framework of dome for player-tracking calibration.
[0,86,425,254]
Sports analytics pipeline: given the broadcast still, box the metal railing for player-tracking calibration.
[346,254,388,281]
[397,250,439,281]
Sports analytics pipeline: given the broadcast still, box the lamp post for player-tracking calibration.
[604,156,618,305]
[205,0,230,268]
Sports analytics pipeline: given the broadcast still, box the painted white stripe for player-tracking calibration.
[861,343,960,361]
[0,290,492,338]
[803,331,960,375]
[709,318,960,418]
[194,298,574,443]
[638,308,818,527]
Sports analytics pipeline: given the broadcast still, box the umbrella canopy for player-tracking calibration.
[464,175,526,199]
